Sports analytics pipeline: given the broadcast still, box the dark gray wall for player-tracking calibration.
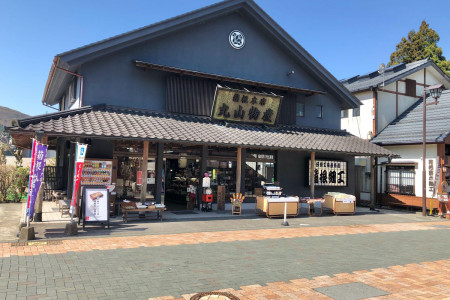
[277,150,356,197]
[84,139,114,159]
[80,12,342,130]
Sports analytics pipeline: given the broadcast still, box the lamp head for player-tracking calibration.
[427,84,444,99]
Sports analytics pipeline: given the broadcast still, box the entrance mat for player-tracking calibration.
[314,282,389,300]
[170,211,199,215]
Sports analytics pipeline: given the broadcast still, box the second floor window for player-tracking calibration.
[296,102,305,117]
[341,109,348,118]
[353,107,360,117]
[316,105,323,119]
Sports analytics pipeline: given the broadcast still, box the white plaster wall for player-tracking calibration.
[341,90,373,139]
[377,90,396,131]
[379,144,438,198]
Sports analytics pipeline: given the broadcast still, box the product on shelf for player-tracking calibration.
[81,160,113,186]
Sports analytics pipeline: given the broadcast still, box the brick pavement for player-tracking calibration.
[155,259,450,300]
[1,221,449,258]
[0,220,449,299]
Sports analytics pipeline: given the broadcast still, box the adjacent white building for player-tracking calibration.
[341,59,450,207]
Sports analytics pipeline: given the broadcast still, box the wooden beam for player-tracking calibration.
[236,148,242,194]
[155,142,164,203]
[134,60,326,96]
[310,152,315,198]
[140,141,149,204]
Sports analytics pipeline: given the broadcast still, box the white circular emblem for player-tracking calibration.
[229,30,245,49]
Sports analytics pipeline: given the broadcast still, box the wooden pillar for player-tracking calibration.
[370,156,376,210]
[155,142,164,204]
[198,145,208,209]
[140,141,149,204]
[310,152,315,198]
[240,148,246,193]
[33,134,48,222]
[236,147,242,194]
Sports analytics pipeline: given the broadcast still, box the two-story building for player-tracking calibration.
[9,0,392,216]
[341,59,450,205]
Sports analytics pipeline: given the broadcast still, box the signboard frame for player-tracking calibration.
[81,186,110,230]
[211,85,283,125]
[307,158,348,187]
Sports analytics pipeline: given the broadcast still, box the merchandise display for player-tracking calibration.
[81,160,113,186]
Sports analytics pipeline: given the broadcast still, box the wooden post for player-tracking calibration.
[198,145,208,210]
[140,141,149,204]
[236,147,242,194]
[155,142,164,204]
[33,134,47,222]
[370,156,375,210]
[310,152,315,198]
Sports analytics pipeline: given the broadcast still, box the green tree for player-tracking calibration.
[388,20,450,75]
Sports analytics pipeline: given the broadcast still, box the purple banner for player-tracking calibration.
[27,143,48,218]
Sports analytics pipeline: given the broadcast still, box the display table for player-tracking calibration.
[256,196,299,218]
[121,202,166,223]
[323,193,356,215]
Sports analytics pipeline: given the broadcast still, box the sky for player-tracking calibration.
[1,0,449,117]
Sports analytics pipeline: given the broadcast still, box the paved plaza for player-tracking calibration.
[0,203,450,299]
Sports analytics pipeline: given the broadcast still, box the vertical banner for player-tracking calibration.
[27,143,48,218]
[69,143,88,219]
[25,140,38,222]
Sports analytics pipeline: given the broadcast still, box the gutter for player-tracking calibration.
[41,56,84,109]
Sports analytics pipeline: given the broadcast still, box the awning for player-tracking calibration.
[8,104,395,157]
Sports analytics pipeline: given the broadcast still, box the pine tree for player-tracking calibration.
[388,20,450,75]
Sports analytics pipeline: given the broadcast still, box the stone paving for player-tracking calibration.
[0,217,449,299]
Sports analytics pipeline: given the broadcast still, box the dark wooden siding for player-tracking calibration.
[166,75,216,116]
[167,75,297,125]
[277,93,296,125]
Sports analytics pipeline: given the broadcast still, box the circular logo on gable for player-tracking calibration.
[229,30,245,49]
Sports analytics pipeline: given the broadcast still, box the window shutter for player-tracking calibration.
[405,79,416,97]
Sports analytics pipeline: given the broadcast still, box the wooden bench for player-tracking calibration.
[121,201,166,223]
[58,199,70,217]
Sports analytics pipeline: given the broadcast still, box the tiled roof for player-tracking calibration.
[371,90,450,145]
[341,59,450,93]
[11,105,394,156]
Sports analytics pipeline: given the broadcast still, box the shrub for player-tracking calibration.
[0,165,15,202]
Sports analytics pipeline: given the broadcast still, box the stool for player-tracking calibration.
[231,201,241,215]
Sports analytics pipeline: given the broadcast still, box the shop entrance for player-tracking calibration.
[164,158,200,211]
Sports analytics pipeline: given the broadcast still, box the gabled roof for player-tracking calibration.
[341,58,450,93]
[9,104,394,157]
[371,90,450,145]
[43,0,359,109]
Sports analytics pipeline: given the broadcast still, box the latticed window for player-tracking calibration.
[386,166,415,195]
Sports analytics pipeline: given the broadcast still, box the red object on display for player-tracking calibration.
[203,195,213,202]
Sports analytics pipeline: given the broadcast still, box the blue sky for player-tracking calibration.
[1,0,449,116]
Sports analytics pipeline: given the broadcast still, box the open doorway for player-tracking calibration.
[164,158,200,211]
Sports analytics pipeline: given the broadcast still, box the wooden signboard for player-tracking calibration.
[211,86,282,125]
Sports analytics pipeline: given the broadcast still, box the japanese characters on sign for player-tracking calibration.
[26,141,48,218]
[70,143,88,216]
[308,159,348,187]
[211,86,282,125]
[83,187,109,222]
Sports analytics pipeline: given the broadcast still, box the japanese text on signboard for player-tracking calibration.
[211,87,282,125]
[308,159,347,187]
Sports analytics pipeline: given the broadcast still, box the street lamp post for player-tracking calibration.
[422,84,444,216]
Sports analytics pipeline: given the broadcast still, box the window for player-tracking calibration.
[386,166,415,195]
[340,109,348,118]
[405,79,416,97]
[296,102,305,117]
[316,105,323,118]
[353,107,360,117]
